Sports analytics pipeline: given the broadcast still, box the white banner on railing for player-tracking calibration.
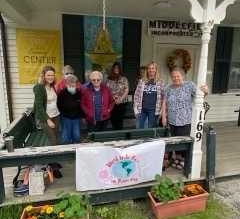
[76,140,165,191]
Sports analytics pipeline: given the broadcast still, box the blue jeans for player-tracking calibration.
[136,109,158,129]
[61,117,81,144]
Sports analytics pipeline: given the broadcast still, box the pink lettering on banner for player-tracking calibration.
[98,153,140,186]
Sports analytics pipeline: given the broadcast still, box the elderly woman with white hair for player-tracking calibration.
[162,67,208,170]
[81,71,114,132]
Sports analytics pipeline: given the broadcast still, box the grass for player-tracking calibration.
[0,204,24,219]
[0,196,236,219]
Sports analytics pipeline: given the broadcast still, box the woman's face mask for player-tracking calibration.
[67,86,76,94]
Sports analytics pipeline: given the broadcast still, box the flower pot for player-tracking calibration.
[20,205,90,219]
[148,184,209,219]
[20,206,42,219]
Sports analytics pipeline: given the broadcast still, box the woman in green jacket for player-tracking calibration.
[33,65,60,145]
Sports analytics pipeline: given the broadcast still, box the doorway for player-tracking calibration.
[154,43,200,85]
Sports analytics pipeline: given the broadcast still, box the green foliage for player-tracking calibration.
[93,200,147,219]
[0,204,24,219]
[54,193,89,218]
[151,174,184,203]
[0,196,237,219]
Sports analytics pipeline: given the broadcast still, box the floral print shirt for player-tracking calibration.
[164,81,196,126]
[106,76,129,103]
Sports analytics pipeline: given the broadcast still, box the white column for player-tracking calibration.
[188,0,236,179]
[190,22,212,179]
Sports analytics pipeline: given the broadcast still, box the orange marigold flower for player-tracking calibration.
[42,205,49,210]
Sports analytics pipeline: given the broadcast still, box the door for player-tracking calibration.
[154,44,200,85]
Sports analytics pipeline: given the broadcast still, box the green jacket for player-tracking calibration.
[33,83,48,122]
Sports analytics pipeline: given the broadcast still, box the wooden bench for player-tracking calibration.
[88,127,169,142]
[2,108,48,148]
[0,137,193,204]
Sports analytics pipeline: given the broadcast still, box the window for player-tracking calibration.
[228,29,240,90]
[212,27,240,93]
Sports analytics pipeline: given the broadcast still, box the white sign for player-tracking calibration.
[76,140,165,191]
[148,20,201,37]
[29,170,45,195]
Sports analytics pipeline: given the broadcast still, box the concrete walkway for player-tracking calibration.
[215,178,240,219]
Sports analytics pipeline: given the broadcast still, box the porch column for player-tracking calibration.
[0,30,9,131]
[188,0,236,179]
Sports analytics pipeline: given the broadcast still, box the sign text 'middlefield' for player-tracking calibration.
[148,20,202,37]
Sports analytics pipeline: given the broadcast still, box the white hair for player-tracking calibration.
[89,71,103,80]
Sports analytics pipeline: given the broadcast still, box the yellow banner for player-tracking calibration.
[16,29,61,84]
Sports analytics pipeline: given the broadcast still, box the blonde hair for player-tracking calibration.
[142,62,161,82]
[89,71,103,80]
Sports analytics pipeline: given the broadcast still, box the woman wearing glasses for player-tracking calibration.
[55,65,81,94]
[81,71,114,132]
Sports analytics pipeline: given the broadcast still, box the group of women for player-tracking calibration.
[33,62,129,145]
[33,61,208,169]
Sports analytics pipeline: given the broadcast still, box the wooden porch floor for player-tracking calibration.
[2,121,240,206]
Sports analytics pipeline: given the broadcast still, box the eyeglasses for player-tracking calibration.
[91,79,101,82]
[65,72,73,75]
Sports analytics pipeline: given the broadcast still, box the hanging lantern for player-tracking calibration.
[87,0,119,70]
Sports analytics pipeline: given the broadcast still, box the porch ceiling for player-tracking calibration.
[0,0,240,24]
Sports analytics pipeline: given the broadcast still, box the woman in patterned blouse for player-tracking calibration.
[106,62,129,130]
[134,62,164,129]
[162,67,208,169]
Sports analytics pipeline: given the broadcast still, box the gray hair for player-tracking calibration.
[65,74,78,84]
[170,67,186,76]
[89,71,103,80]
[84,70,91,81]
[62,65,74,75]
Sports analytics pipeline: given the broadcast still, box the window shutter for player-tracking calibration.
[122,19,142,93]
[212,26,233,93]
[62,14,85,81]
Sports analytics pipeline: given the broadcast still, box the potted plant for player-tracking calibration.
[148,174,209,219]
[20,193,90,219]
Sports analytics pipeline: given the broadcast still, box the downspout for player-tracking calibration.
[0,13,13,122]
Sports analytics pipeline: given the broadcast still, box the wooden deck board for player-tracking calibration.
[2,121,240,205]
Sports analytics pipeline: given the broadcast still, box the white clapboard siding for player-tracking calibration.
[205,94,240,122]
[5,26,34,119]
